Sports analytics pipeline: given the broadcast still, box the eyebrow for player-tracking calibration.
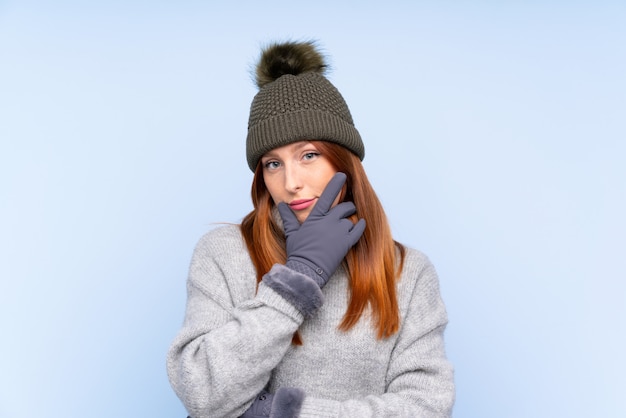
[262,141,313,160]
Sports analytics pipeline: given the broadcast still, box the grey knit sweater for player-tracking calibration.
[167,225,455,417]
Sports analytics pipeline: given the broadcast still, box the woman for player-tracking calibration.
[167,41,455,418]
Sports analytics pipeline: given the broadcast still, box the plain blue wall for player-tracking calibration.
[1,1,625,417]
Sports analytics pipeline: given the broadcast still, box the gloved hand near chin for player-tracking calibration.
[278,172,366,288]
[240,388,305,418]
[263,172,365,317]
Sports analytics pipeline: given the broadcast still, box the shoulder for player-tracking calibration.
[396,244,449,327]
[399,245,438,279]
[190,224,252,271]
[193,224,247,256]
[396,244,443,299]
[188,224,256,298]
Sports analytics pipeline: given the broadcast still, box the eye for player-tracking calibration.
[263,160,281,170]
[302,151,320,161]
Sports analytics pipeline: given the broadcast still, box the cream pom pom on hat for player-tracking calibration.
[245,41,364,172]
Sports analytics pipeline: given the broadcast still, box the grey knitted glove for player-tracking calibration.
[240,388,305,418]
[277,172,366,288]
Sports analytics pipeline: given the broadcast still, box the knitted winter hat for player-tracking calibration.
[246,41,364,171]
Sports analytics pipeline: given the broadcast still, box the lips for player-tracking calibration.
[289,198,316,211]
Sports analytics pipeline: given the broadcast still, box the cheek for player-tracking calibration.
[266,188,279,205]
[263,177,281,204]
[316,169,340,199]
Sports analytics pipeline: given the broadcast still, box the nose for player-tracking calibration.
[284,162,302,194]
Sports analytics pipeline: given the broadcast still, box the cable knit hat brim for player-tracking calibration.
[246,109,364,171]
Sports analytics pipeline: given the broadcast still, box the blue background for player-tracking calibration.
[1,1,625,417]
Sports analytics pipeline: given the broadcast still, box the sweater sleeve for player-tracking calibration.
[166,229,319,418]
[297,256,455,417]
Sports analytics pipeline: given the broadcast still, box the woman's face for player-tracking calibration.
[261,141,338,223]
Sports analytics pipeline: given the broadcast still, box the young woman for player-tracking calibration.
[167,41,455,418]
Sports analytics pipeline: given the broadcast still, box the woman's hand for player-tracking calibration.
[278,172,366,287]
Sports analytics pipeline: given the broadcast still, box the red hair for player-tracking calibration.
[240,141,405,342]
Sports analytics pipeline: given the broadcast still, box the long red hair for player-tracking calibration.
[240,141,405,342]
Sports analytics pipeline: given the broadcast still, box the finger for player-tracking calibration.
[310,172,346,217]
[277,202,301,233]
[348,219,366,246]
[328,201,356,220]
